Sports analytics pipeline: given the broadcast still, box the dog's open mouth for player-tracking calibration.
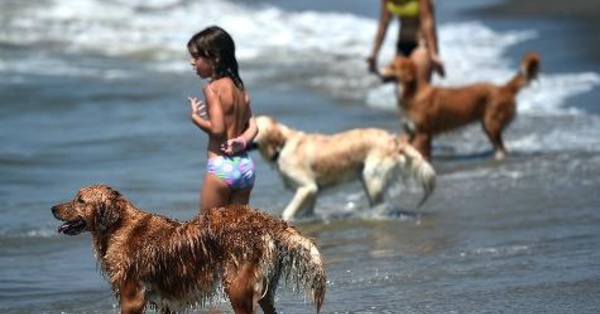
[380,74,397,83]
[58,217,86,235]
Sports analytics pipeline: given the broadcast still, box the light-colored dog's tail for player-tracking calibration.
[399,141,436,207]
[277,227,327,313]
[505,52,540,94]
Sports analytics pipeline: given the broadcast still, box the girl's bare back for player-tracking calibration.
[205,77,251,156]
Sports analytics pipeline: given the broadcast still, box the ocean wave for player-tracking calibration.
[0,226,59,239]
[2,0,599,118]
[459,245,531,258]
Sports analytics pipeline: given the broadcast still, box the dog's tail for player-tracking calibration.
[277,227,327,313]
[505,52,540,94]
[399,140,436,207]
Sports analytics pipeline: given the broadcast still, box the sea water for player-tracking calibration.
[1,0,600,313]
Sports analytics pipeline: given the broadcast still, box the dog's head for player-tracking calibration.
[52,185,124,235]
[248,115,287,163]
[379,56,417,84]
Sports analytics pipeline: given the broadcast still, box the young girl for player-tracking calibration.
[187,25,258,214]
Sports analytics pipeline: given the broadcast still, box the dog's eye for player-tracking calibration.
[77,197,85,204]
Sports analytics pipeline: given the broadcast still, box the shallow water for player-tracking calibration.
[1,0,600,313]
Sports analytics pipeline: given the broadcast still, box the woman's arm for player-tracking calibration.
[368,0,393,73]
[419,0,445,76]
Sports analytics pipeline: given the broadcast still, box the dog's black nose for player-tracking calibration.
[51,205,60,217]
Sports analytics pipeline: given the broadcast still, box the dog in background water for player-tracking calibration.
[381,52,540,160]
[51,185,326,314]
[249,115,436,221]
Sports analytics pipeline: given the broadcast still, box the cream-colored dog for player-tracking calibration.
[250,116,436,221]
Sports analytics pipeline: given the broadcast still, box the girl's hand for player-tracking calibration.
[220,136,247,155]
[188,96,207,118]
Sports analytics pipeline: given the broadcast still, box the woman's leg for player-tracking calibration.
[410,45,433,83]
[200,173,232,214]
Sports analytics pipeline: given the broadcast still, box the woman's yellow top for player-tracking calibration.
[387,0,420,17]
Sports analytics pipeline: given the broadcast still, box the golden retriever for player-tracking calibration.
[249,115,436,221]
[380,52,540,160]
[51,185,326,314]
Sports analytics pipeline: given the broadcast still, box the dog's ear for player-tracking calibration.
[93,187,123,233]
[269,125,285,148]
[263,123,286,161]
[380,63,398,83]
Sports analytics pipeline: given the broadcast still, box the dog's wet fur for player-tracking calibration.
[52,185,326,314]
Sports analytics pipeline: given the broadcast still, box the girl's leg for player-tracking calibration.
[229,187,252,206]
[200,173,232,214]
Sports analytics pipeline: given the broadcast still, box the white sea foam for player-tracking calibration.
[459,245,531,258]
[509,116,600,154]
[3,1,599,87]
[0,227,58,239]
[2,0,599,154]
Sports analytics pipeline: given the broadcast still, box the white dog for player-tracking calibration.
[249,116,436,221]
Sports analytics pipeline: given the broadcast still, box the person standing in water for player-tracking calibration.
[367,0,445,81]
[187,25,258,214]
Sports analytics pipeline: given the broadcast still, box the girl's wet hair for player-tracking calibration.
[187,26,244,90]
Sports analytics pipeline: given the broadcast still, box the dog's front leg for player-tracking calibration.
[281,184,318,221]
[402,120,417,142]
[412,133,432,160]
[119,280,146,314]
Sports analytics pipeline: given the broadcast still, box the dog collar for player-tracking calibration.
[271,138,286,163]
[271,148,281,163]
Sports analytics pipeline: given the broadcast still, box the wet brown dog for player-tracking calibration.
[51,185,326,314]
[250,116,436,221]
[381,52,540,160]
